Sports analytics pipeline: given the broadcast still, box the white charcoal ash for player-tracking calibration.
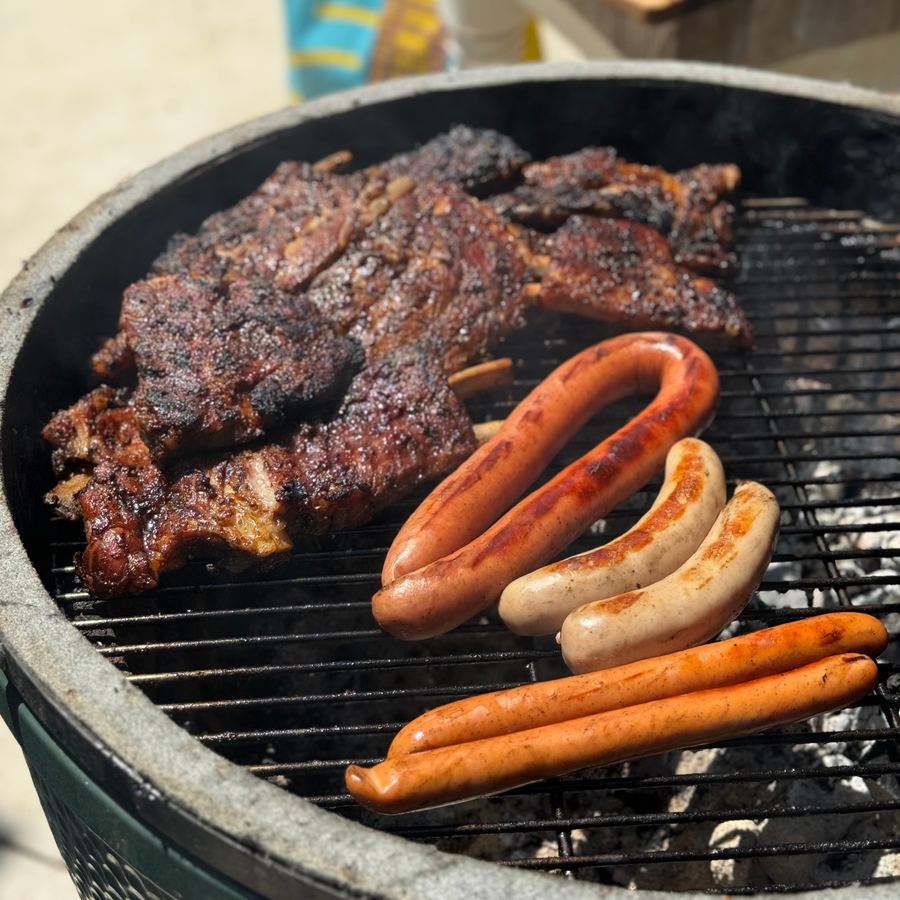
[783,377,833,415]
[753,746,898,886]
[709,819,767,888]
[556,700,898,893]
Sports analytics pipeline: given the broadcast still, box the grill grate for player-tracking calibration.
[49,199,900,892]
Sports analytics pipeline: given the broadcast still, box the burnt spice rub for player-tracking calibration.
[44,128,746,597]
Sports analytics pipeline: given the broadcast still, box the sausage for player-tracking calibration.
[498,437,726,636]
[383,333,719,585]
[560,481,780,674]
[375,333,720,641]
[346,653,878,814]
[387,612,886,757]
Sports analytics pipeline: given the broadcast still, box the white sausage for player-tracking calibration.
[560,481,780,674]
[498,438,726,636]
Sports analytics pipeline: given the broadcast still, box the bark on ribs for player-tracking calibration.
[43,129,751,597]
[144,125,529,300]
[305,181,533,374]
[89,128,533,458]
[110,276,362,460]
[73,345,477,598]
[381,124,531,196]
[43,386,150,479]
[535,217,752,347]
[490,146,740,273]
[86,181,531,465]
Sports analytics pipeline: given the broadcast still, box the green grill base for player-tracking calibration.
[0,671,261,900]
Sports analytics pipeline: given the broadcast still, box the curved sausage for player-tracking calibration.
[375,333,720,641]
[560,481,780,674]
[499,437,726,636]
[383,333,719,585]
[387,612,886,757]
[347,653,878,814]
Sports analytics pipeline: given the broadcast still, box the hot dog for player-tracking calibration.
[560,481,780,674]
[499,438,727,636]
[387,612,887,757]
[375,333,720,641]
[347,653,878,814]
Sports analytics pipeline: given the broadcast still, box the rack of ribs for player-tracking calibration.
[44,128,749,597]
[531,216,751,346]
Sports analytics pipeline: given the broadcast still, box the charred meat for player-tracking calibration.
[44,386,150,479]
[306,181,533,373]
[380,124,531,196]
[115,276,363,460]
[73,345,477,597]
[490,147,740,272]
[535,216,752,347]
[147,164,381,299]
[149,125,530,297]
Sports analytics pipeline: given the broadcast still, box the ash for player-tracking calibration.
[438,378,900,890]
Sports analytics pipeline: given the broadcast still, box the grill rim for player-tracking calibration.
[2,61,900,900]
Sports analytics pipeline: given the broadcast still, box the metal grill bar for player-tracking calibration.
[389,799,900,839]
[50,199,900,892]
[502,838,900,871]
[125,649,562,684]
[294,759,900,806]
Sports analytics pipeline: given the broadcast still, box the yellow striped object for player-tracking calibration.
[289,48,364,70]
[316,3,383,28]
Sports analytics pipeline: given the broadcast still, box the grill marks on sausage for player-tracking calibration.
[373,334,721,640]
[558,450,708,575]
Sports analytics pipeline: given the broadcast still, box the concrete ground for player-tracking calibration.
[0,1,897,897]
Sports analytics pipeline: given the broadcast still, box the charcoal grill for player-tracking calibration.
[2,62,900,900]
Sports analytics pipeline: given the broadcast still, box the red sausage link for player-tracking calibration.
[374,332,720,640]
[387,612,887,758]
[347,654,878,815]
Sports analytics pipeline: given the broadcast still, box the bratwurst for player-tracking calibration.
[560,480,781,673]
[498,437,727,636]
[375,332,720,640]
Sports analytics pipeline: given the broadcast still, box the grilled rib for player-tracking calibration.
[44,386,150,479]
[305,181,534,373]
[490,147,740,273]
[73,345,477,598]
[44,130,751,597]
[534,216,752,347]
[85,180,531,465]
[145,125,529,299]
[381,124,531,196]
[108,275,362,460]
